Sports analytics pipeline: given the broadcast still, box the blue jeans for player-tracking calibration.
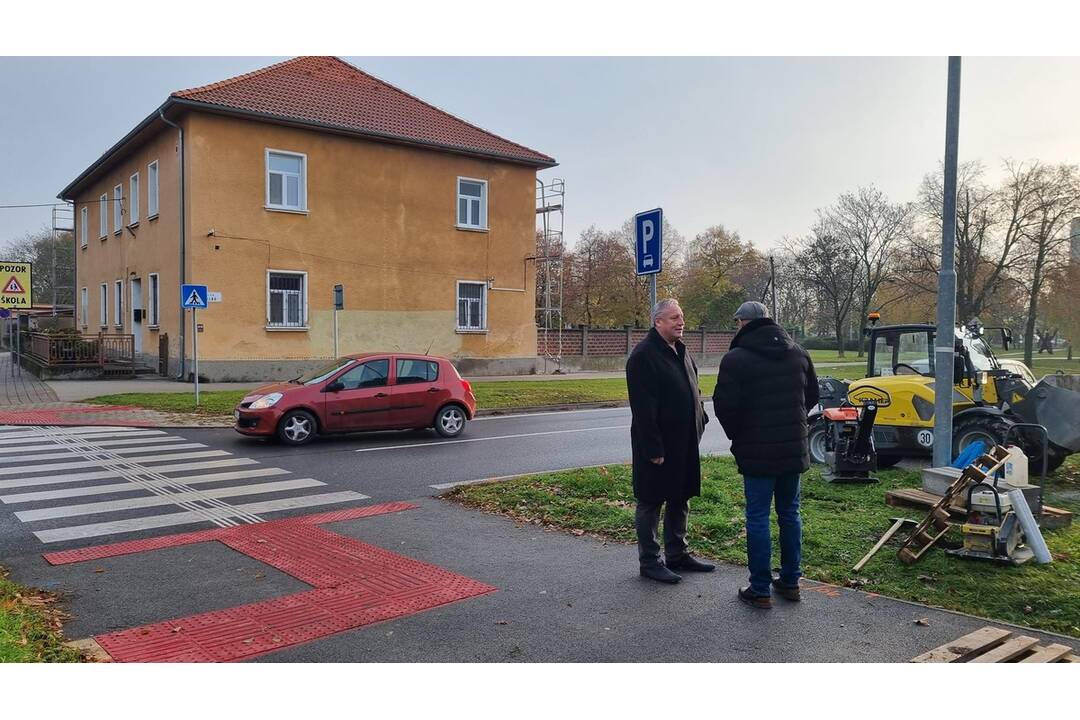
[743,474,802,596]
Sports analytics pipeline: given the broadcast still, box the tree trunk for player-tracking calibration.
[834,314,846,358]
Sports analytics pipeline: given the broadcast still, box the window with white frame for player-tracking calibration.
[129,172,140,224]
[265,150,306,211]
[456,177,487,229]
[147,160,159,217]
[148,273,160,327]
[456,281,487,331]
[99,284,108,327]
[267,271,307,328]
[80,287,88,328]
[113,184,123,234]
[114,280,124,327]
[80,207,88,248]
[99,194,108,238]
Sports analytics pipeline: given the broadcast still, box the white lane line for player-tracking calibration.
[0,426,146,440]
[0,442,206,465]
[16,478,331,521]
[34,491,368,543]
[354,425,627,453]
[471,399,713,422]
[2,435,183,454]
[1,468,291,504]
[0,458,257,490]
[0,450,229,477]
[429,463,616,490]
[0,429,166,446]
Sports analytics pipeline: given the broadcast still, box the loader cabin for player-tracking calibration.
[864,322,1007,382]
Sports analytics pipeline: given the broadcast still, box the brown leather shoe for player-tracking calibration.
[772,578,801,601]
[738,586,772,609]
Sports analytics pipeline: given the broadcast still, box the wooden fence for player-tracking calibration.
[23,332,135,376]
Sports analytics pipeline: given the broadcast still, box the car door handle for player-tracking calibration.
[375,392,388,398]
[427,387,443,392]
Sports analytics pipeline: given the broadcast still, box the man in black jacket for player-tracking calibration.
[712,301,819,608]
[626,299,714,584]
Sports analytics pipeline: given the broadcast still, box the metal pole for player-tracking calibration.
[649,273,657,312]
[769,255,777,321]
[333,308,339,358]
[14,311,20,376]
[933,56,962,467]
[192,308,199,406]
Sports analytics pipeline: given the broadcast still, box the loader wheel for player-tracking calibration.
[808,417,828,464]
[952,414,1063,475]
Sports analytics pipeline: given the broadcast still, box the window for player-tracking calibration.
[148,273,160,327]
[99,194,107,238]
[396,358,439,385]
[80,207,88,248]
[267,271,307,328]
[456,281,487,331]
[147,160,159,217]
[114,280,124,327]
[265,150,306,211]
[80,287,88,328]
[129,172,140,224]
[113,184,123,234]
[337,359,389,389]
[456,177,487,229]
[99,284,108,327]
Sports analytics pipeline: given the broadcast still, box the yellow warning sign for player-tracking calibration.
[0,261,32,309]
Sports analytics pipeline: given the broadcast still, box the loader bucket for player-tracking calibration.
[1010,374,1080,451]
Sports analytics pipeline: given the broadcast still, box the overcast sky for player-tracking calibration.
[2,55,1079,254]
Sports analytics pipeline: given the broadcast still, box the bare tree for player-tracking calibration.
[786,225,860,357]
[773,249,814,337]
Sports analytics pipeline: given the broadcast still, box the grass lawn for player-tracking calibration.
[0,568,85,662]
[446,454,1080,638]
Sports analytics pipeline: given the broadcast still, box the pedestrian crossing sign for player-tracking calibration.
[0,261,32,309]
[181,284,208,309]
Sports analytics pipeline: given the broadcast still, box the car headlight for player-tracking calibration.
[249,392,283,409]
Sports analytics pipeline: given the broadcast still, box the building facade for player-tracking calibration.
[60,57,556,380]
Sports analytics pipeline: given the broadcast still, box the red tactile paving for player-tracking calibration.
[43,502,496,662]
[0,405,147,427]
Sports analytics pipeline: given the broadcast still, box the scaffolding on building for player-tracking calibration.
[50,202,75,316]
[535,178,565,373]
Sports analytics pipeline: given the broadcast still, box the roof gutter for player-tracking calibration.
[158,108,187,381]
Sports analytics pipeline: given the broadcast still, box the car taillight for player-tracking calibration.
[462,379,473,394]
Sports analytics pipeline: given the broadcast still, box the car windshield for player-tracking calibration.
[294,359,354,385]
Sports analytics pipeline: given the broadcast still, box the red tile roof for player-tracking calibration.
[171,56,555,167]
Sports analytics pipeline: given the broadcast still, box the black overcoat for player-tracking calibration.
[711,318,819,477]
[626,328,708,503]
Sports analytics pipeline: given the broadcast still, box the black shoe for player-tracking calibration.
[738,586,772,609]
[771,578,801,601]
[640,564,682,584]
[666,555,715,572]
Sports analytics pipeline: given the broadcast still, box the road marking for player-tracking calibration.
[1,468,291,504]
[472,399,714,422]
[0,429,165,446]
[0,442,206,465]
[2,435,183,454]
[0,450,228,477]
[0,458,258,490]
[15,478,332,521]
[0,425,146,439]
[34,491,368,543]
[354,424,627,453]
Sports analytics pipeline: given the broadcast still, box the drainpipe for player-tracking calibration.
[158,109,186,379]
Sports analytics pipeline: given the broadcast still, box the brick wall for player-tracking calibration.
[538,327,733,358]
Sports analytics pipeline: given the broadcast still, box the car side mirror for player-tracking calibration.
[325,381,344,393]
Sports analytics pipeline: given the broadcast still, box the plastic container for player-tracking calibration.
[1004,445,1029,485]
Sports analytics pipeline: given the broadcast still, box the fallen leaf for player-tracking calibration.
[914,618,930,626]
[495,620,509,625]
[272,636,282,643]
[571,529,585,536]
[1023,606,1034,615]
[93,568,105,574]
[254,573,265,580]
[171,627,183,633]
[255,539,268,544]
[242,638,254,645]
[917,575,936,583]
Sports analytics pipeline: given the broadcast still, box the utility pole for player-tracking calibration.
[933,56,962,467]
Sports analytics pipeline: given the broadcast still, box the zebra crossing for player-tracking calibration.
[0,424,369,545]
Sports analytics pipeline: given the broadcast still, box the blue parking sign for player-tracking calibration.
[181,284,208,309]
[634,208,663,275]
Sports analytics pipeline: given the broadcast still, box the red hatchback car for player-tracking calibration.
[234,353,477,446]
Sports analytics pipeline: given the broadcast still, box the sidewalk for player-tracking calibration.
[0,352,59,405]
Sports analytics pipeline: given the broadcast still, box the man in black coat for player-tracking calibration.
[712,301,819,609]
[626,298,714,584]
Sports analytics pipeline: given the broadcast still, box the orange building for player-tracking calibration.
[59,57,556,380]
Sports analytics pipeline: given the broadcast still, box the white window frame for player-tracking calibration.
[147,272,160,328]
[265,149,307,213]
[456,177,488,230]
[129,172,140,225]
[80,207,88,248]
[99,283,108,328]
[455,280,488,332]
[113,184,123,235]
[80,287,88,328]
[265,269,309,330]
[99,193,108,238]
[114,280,124,327]
[147,160,159,218]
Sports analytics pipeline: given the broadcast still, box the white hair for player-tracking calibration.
[651,298,681,326]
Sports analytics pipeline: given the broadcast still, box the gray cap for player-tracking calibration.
[733,301,769,321]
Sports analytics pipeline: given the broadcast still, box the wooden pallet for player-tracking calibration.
[885,487,1073,530]
[912,626,1080,663]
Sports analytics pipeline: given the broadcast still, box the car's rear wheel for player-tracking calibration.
[278,409,317,446]
[434,404,466,438]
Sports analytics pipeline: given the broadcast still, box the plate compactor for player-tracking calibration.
[946,480,1035,565]
[821,402,882,483]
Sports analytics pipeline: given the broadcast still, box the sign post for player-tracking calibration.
[634,208,663,310]
[181,284,209,406]
[333,284,344,358]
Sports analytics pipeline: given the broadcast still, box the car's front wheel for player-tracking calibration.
[434,404,467,438]
[277,409,317,446]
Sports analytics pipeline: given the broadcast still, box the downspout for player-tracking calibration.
[158,108,186,379]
